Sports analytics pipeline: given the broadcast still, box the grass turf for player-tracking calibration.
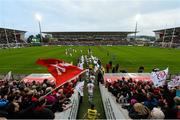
[0,46,179,74]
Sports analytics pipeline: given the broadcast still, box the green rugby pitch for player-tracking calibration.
[0,46,179,74]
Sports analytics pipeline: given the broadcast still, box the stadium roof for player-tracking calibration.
[154,27,180,32]
[0,27,26,33]
[43,31,135,35]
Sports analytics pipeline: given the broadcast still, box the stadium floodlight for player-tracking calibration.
[35,13,42,42]
[135,14,141,22]
[134,14,141,40]
[35,13,42,22]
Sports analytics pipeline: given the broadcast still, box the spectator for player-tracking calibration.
[109,61,112,68]
[97,69,104,85]
[33,97,55,119]
[138,66,144,73]
[0,76,78,119]
[112,65,116,73]
[150,107,165,119]
[106,64,110,73]
[115,64,119,73]
[129,103,150,119]
[143,92,158,110]
[106,75,179,119]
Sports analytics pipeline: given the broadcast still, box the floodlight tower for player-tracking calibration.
[35,13,42,42]
[134,14,140,40]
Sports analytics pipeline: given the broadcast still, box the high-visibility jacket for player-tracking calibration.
[87,108,98,119]
[89,64,93,69]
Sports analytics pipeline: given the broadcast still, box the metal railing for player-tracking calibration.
[99,83,130,119]
[100,83,116,119]
[68,90,79,119]
[104,98,116,119]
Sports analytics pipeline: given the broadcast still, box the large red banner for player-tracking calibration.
[36,58,85,87]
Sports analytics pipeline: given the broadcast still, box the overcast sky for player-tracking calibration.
[0,0,180,36]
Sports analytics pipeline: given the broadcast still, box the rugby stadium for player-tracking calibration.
[0,0,179,120]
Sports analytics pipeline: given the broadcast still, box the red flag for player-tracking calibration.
[36,59,85,87]
[36,58,63,67]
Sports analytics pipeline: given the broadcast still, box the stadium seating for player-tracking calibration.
[48,40,129,46]
[0,28,26,46]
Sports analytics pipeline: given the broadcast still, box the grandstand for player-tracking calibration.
[43,31,134,45]
[0,28,26,48]
[154,27,180,48]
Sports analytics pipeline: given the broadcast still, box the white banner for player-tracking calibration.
[168,76,180,88]
[3,71,12,81]
[75,81,84,96]
[151,68,168,86]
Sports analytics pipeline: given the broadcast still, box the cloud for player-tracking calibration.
[136,8,180,35]
[0,0,180,36]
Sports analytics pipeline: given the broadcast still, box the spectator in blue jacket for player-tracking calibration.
[143,92,158,110]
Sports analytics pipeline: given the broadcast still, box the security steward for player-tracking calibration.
[83,104,100,120]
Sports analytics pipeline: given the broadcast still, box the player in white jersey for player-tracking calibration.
[87,80,94,103]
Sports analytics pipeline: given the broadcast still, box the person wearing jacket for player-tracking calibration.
[143,92,158,110]
[129,103,150,119]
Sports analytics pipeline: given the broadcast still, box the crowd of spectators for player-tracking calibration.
[0,78,77,119]
[106,61,146,73]
[48,40,129,46]
[0,32,28,48]
[155,36,180,48]
[0,34,24,44]
[106,61,120,73]
[106,78,180,119]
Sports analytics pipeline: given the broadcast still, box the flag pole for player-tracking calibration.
[41,69,87,98]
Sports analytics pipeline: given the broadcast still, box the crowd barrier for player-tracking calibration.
[99,83,130,119]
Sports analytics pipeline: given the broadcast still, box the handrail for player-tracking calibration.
[100,83,115,119]
[107,98,116,119]
[68,90,79,119]
[99,83,129,119]
[68,99,75,119]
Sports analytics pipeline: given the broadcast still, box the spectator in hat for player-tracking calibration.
[150,107,165,119]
